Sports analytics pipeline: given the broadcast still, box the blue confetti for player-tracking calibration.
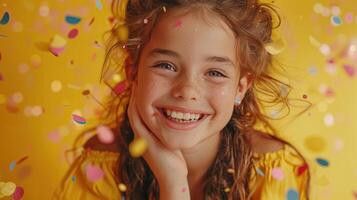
[96,0,103,10]
[286,189,299,200]
[308,66,318,75]
[65,15,81,25]
[331,16,342,26]
[0,11,10,25]
[316,157,329,167]
[9,161,16,171]
[71,175,77,182]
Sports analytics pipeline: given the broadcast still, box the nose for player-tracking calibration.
[171,74,200,101]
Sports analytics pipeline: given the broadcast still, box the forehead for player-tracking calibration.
[143,7,237,62]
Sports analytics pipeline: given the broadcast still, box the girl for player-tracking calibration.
[54,0,310,199]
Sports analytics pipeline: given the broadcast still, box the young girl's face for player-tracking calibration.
[133,8,245,150]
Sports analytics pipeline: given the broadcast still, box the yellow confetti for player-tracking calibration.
[129,138,148,157]
[0,181,16,196]
[50,34,67,48]
[51,80,62,92]
[224,187,230,193]
[118,183,127,192]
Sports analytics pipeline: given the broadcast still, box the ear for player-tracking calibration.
[235,73,253,101]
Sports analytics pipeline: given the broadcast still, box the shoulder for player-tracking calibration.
[245,130,285,154]
[84,133,119,153]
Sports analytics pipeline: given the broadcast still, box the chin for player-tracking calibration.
[159,133,199,151]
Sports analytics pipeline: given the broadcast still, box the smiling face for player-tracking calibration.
[133,7,248,150]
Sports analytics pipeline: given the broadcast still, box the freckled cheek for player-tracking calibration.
[209,87,235,111]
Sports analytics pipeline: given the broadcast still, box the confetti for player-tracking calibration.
[16,156,28,165]
[302,94,308,99]
[308,66,318,75]
[86,164,104,182]
[143,18,148,24]
[297,163,308,176]
[118,183,127,192]
[331,16,342,26]
[256,167,264,176]
[114,80,127,94]
[304,135,326,153]
[324,113,334,126]
[97,125,114,144]
[72,114,87,125]
[224,188,230,193]
[12,186,24,200]
[71,175,76,182]
[320,44,330,55]
[9,161,16,171]
[96,0,103,10]
[48,131,61,143]
[227,168,234,174]
[0,11,10,25]
[65,15,81,25]
[51,80,62,92]
[0,181,16,196]
[286,188,299,200]
[265,37,285,55]
[271,167,284,181]
[129,138,148,157]
[49,34,67,56]
[89,17,95,26]
[68,28,79,39]
[163,6,166,12]
[174,19,182,28]
[316,157,329,167]
[343,64,355,77]
[31,105,44,116]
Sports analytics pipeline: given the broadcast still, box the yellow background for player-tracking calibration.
[0,0,356,199]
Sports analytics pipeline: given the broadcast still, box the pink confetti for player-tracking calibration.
[113,80,127,94]
[48,131,61,143]
[49,47,65,56]
[97,125,114,144]
[12,186,24,200]
[271,167,284,181]
[343,64,355,77]
[68,28,79,39]
[72,114,87,124]
[174,19,182,28]
[86,164,104,182]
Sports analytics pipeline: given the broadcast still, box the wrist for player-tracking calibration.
[159,178,190,200]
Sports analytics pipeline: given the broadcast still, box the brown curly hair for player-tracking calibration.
[98,0,311,199]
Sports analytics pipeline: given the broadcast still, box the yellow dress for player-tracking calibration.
[53,144,309,200]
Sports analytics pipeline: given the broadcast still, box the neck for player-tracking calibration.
[181,132,221,199]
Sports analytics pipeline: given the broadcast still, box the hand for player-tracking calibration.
[127,83,190,199]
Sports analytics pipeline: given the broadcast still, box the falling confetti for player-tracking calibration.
[256,167,264,176]
[0,11,10,25]
[97,125,114,144]
[331,16,342,26]
[324,113,334,127]
[0,181,16,197]
[96,0,103,10]
[12,186,24,200]
[286,188,299,200]
[86,164,104,182]
[343,64,355,77]
[316,157,329,167]
[68,28,79,39]
[271,167,284,181]
[72,114,87,125]
[49,34,67,56]
[65,15,81,25]
[31,105,44,117]
[129,138,148,157]
[51,80,62,92]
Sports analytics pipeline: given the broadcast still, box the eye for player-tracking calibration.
[207,70,226,77]
[153,63,176,71]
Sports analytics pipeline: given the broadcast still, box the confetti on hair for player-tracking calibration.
[129,138,148,157]
[65,15,81,25]
[271,167,284,181]
[162,6,167,12]
[118,183,127,192]
[343,64,355,77]
[49,34,67,56]
[68,28,79,39]
[113,80,127,94]
[316,157,329,167]
[96,0,103,10]
[143,18,148,24]
[227,168,234,174]
[96,125,114,144]
[286,188,299,200]
[12,186,24,200]
[0,11,10,25]
[297,163,308,176]
[256,167,264,176]
[265,37,285,55]
[0,181,16,197]
[72,114,87,125]
[85,164,104,182]
[71,175,76,182]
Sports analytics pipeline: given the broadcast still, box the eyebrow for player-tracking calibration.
[148,48,235,68]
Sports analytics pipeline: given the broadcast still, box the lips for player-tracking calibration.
[159,108,205,121]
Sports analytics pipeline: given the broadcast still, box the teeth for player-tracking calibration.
[164,109,201,121]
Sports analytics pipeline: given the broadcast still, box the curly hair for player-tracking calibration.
[98,0,311,199]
